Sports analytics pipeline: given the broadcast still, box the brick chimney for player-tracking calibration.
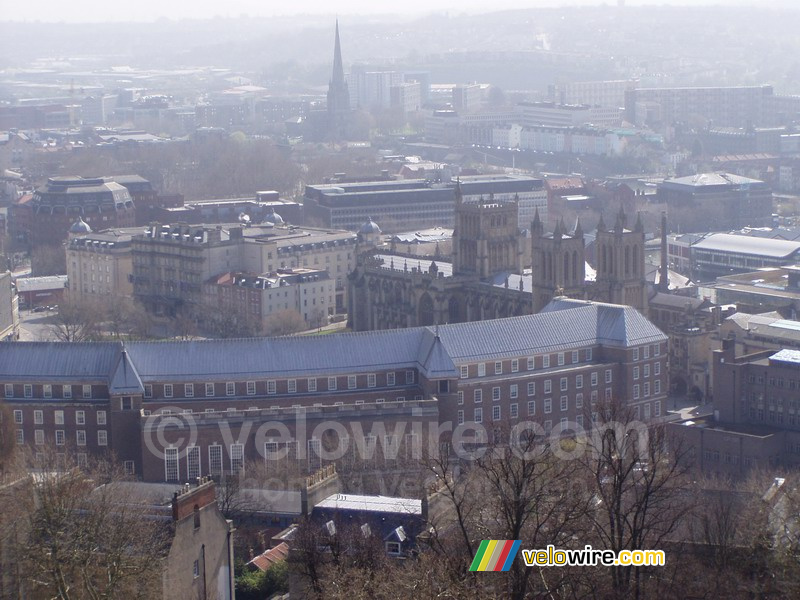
[171,476,217,522]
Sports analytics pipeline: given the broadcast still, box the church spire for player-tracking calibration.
[332,19,345,88]
[327,20,351,118]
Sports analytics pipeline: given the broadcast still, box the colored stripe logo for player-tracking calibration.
[469,540,521,571]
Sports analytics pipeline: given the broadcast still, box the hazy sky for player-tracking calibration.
[3,0,772,23]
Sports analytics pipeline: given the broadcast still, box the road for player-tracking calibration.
[18,308,57,341]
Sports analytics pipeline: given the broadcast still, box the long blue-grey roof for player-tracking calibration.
[0,300,665,384]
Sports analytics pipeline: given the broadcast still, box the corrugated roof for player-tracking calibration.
[694,234,800,258]
[770,349,800,365]
[0,342,120,381]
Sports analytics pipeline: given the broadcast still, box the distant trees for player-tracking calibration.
[263,309,307,337]
[49,299,103,342]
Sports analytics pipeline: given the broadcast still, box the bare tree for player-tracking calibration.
[49,299,102,342]
[263,309,306,337]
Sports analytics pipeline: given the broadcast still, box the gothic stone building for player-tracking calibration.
[349,188,647,332]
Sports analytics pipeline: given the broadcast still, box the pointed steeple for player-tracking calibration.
[531,208,542,236]
[327,20,351,118]
[553,218,563,240]
[332,19,345,87]
[455,178,463,204]
[634,211,644,233]
[615,205,626,233]
[597,213,606,232]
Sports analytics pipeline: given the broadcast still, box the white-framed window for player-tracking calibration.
[653,344,660,357]
[144,384,152,398]
[576,414,584,427]
[474,407,483,423]
[560,396,568,411]
[406,371,415,384]
[23,384,32,398]
[287,379,296,394]
[308,378,317,392]
[495,361,502,375]
[543,355,550,368]
[474,389,483,403]
[544,398,552,414]
[510,384,518,399]
[605,370,612,384]
[82,385,91,399]
[56,430,65,445]
[164,384,173,398]
[492,405,501,421]
[460,365,468,379]
[591,390,598,404]
[572,350,579,364]
[457,410,464,425]
[492,387,501,401]
[43,384,52,399]
[527,357,535,370]
[34,410,43,425]
[387,372,395,386]
[576,374,583,389]
[55,410,64,425]
[328,377,337,391]
[585,348,593,361]
[15,429,23,444]
[576,393,583,409]
[510,403,518,418]
[124,460,135,475]
[544,420,552,432]
[591,372,598,386]
[457,391,464,405]
[634,366,640,380]
[560,377,568,392]
[34,429,44,445]
[478,363,486,377]
[97,410,106,425]
[560,417,568,430]
[185,383,194,398]
[558,353,565,366]
[205,383,215,397]
[187,446,201,480]
[77,430,86,446]
[165,447,179,482]
[634,384,640,400]
[226,382,235,396]
[76,410,85,425]
[528,400,536,416]
[633,348,639,361]
[655,380,661,394]
[511,359,519,373]
[4,383,12,398]
[544,380,552,394]
[209,445,223,475]
[367,374,376,388]
[98,430,107,446]
[63,385,72,399]
[643,346,650,359]
[348,375,357,390]
[644,382,650,397]
[654,362,661,376]
[386,541,402,556]
[605,388,612,400]
[268,380,277,394]
[527,381,535,396]
[655,401,661,417]
[230,443,244,473]
[644,364,650,378]
[644,403,651,419]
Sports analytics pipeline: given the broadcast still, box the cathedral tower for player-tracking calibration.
[531,211,587,312]
[594,207,647,312]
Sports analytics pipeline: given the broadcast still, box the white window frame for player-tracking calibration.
[511,359,519,373]
[387,372,395,386]
[328,377,337,391]
[185,383,194,398]
[55,410,64,425]
[348,375,357,390]
[308,378,317,392]
[34,410,43,425]
[474,407,483,423]
[97,410,106,425]
[205,383,215,397]
[226,382,236,396]
[474,389,483,403]
[76,430,86,446]
[478,363,486,377]
[98,430,108,446]
[76,410,85,425]
[367,374,376,388]
[56,429,65,445]
[164,383,173,398]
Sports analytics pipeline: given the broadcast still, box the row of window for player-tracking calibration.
[460,349,594,379]
[457,371,613,404]
[5,383,93,400]
[14,409,105,426]
[633,363,660,380]
[456,399,662,425]
[632,381,661,399]
[145,371,416,399]
[632,344,660,361]
[20,429,107,446]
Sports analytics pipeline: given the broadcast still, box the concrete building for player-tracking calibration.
[0,271,19,341]
[713,265,800,314]
[348,67,404,110]
[517,101,622,128]
[658,173,773,233]
[67,223,137,301]
[2,298,667,483]
[549,79,637,109]
[691,235,800,281]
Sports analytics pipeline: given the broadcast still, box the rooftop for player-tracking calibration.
[315,494,422,515]
[693,234,800,258]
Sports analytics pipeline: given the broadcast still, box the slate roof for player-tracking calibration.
[0,300,666,385]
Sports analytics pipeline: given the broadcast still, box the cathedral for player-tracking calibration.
[348,184,647,332]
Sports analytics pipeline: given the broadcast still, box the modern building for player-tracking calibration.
[657,173,773,233]
[2,297,667,483]
[713,265,800,313]
[549,79,638,109]
[691,234,800,281]
[29,177,137,246]
[303,174,546,233]
[516,101,622,128]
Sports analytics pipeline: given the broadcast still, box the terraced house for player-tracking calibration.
[1,299,667,483]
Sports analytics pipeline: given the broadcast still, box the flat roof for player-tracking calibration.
[694,234,800,258]
[771,349,800,365]
[316,494,422,515]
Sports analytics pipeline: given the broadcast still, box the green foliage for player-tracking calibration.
[235,560,288,600]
